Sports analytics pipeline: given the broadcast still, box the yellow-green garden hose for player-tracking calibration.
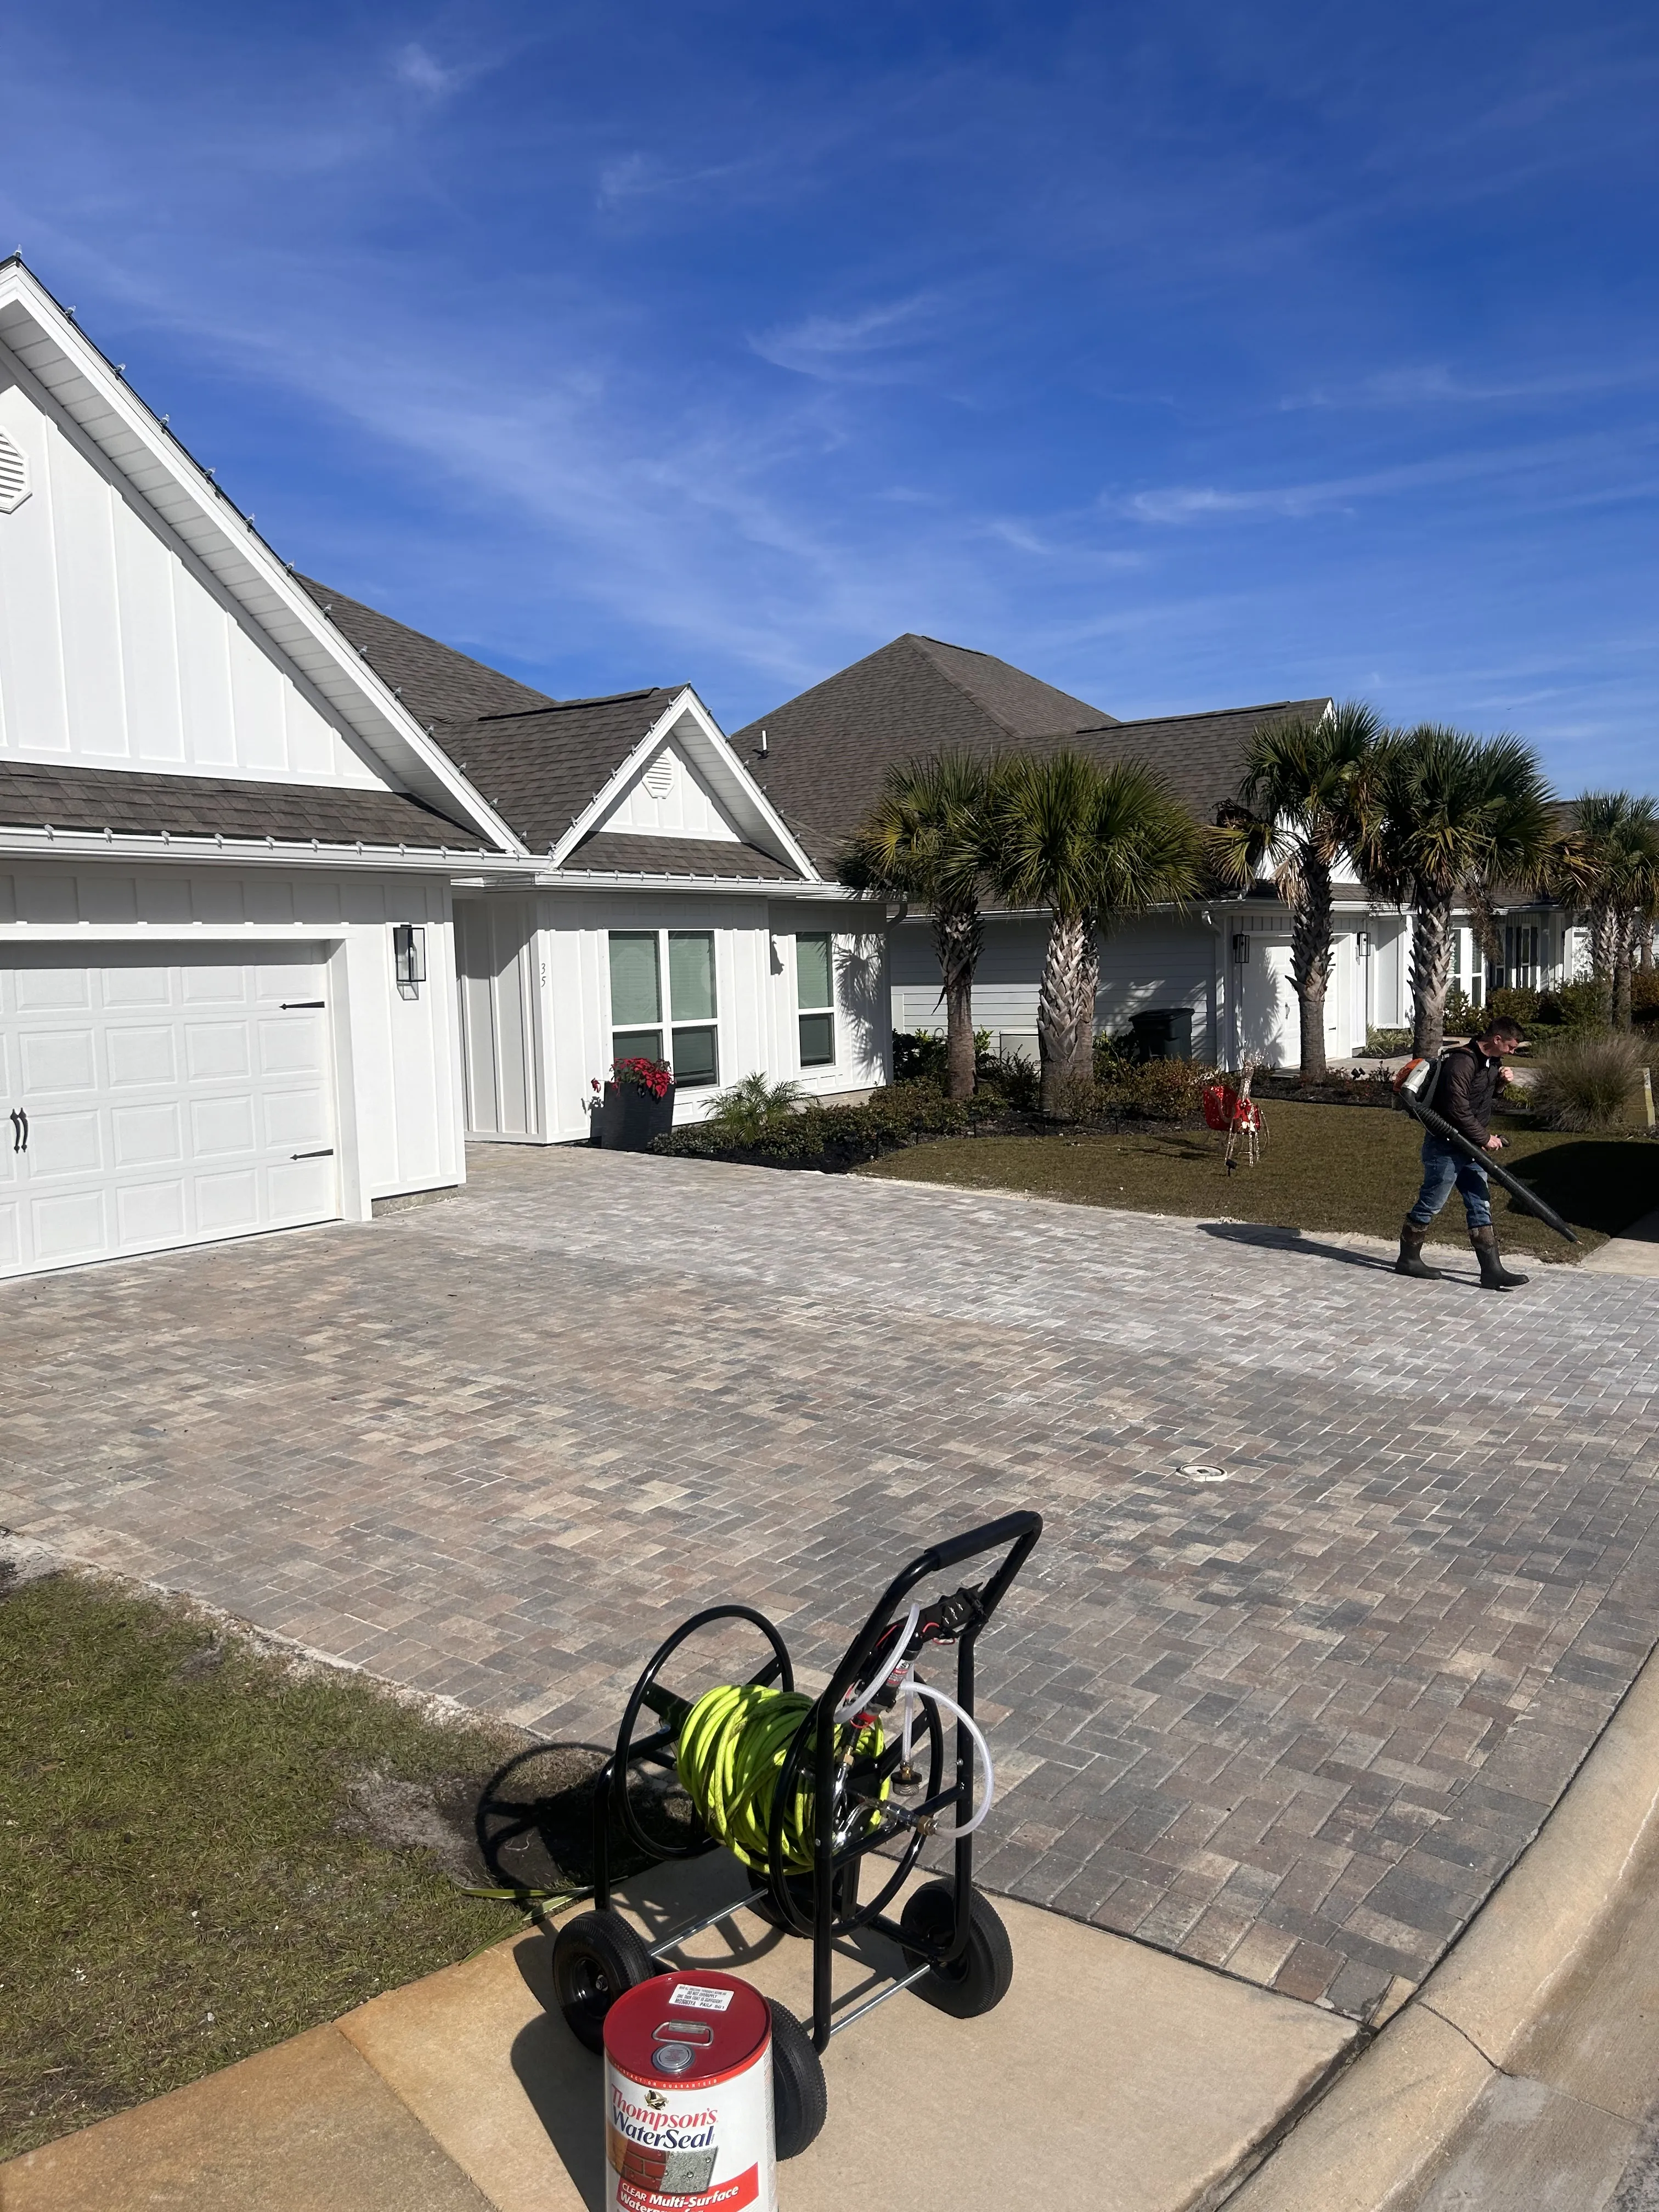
[675,1683,886,1873]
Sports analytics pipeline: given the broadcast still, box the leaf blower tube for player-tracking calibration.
[1397,1086,1579,1244]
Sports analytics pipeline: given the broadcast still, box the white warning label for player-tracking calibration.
[668,1983,735,2012]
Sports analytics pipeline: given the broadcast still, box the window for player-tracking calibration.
[609,932,662,1062]
[607,929,720,1087]
[796,933,836,1066]
[668,932,719,1087]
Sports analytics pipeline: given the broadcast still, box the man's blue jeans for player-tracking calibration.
[1408,1132,1492,1231]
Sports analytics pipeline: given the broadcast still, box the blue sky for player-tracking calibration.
[2,2,1656,785]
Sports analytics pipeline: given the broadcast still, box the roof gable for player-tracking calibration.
[0,258,517,853]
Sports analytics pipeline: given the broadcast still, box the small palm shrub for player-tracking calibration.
[1530,1032,1645,1131]
[1367,1028,1413,1055]
[699,1073,803,1143]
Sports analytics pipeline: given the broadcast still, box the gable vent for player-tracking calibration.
[0,427,29,514]
[642,751,675,800]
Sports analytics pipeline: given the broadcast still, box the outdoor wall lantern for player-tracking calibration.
[393,923,427,998]
[1231,933,1250,965]
[1356,930,1372,956]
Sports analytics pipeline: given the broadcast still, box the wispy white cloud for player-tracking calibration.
[750,290,952,381]
[1282,360,1659,414]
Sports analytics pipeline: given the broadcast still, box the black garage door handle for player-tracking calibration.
[290,1149,334,1160]
[282,1001,326,1010]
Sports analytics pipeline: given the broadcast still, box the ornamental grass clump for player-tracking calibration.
[1530,1031,1646,1131]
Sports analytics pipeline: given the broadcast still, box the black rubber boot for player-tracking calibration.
[1471,1224,1528,1291]
[1396,1221,1442,1279]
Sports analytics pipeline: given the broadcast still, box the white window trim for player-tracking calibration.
[794,930,839,1073]
[606,926,721,1088]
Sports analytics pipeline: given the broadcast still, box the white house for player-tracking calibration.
[0,258,884,1280]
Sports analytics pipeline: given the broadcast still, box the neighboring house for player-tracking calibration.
[733,636,1582,1066]
[0,259,882,1280]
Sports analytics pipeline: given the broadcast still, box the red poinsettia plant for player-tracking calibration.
[606,1056,674,1101]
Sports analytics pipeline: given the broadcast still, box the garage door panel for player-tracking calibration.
[190,1094,257,1158]
[16,969,91,1011]
[116,1181,187,1248]
[101,967,173,1009]
[111,1102,183,1169]
[185,1022,253,1081]
[195,1168,260,1234]
[262,1087,330,1148]
[21,1029,98,1093]
[0,1199,18,1268]
[29,1110,104,1178]
[181,966,251,1006]
[32,1189,110,1263]
[268,1156,335,1222]
[107,1025,179,1087]
[257,1018,328,1076]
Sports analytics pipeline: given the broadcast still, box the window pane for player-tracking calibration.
[672,1024,719,1086]
[612,1028,663,1065]
[609,933,660,1026]
[795,933,833,1011]
[669,932,716,1021]
[799,1011,835,1066]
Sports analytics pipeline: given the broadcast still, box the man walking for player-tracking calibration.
[1397,1015,1529,1291]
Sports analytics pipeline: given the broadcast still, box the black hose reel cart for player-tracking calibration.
[548,1510,1042,2156]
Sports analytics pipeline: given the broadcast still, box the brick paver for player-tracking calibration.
[5,1145,1657,2022]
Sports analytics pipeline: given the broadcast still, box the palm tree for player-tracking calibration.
[838,753,997,1099]
[1210,702,1383,1083]
[991,752,1200,1116]
[1355,726,1553,1060]
[1553,793,1659,1028]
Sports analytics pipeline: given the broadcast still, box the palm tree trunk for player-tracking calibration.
[1590,905,1619,1026]
[1067,928,1100,1084]
[932,907,979,1100]
[1289,863,1333,1082]
[1038,912,1091,1115]
[1615,913,1635,1030]
[1409,894,1454,1059]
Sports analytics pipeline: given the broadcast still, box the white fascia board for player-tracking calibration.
[0,823,527,874]
[533,870,861,899]
[0,262,522,856]
[549,687,820,879]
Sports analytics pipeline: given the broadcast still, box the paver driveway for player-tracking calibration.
[5,1143,1658,2024]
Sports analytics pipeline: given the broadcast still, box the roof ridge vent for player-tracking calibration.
[0,425,30,513]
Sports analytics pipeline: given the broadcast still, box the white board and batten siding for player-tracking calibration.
[602,740,740,841]
[461,893,888,1145]
[0,362,387,788]
[0,860,464,1277]
[891,914,1220,1060]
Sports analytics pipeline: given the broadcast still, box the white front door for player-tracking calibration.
[0,950,340,1278]
[1235,934,1296,1068]
[455,899,538,1139]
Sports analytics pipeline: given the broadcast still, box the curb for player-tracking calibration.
[1222,1634,1659,2209]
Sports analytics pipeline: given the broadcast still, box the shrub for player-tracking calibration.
[1529,1031,1646,1131]
[1366,1028,1413,1056]
[1632,969,1659,1020]
[698,1073,803,1144]
[653,1081,992,1170]
[1093,1056,1211,1123]
[892,1030,947,1085]
[1547,978,1609,1032]
[1443,985,1477,1035]
[1486,986,1541,1028]
[977,1053,1040,1113]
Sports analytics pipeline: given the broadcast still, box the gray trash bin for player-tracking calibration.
[1129,1007,1194,1062]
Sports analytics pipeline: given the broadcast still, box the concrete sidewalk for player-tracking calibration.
[2,1860,1354,2212]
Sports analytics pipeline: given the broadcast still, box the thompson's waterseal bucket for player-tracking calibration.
[602,1968,776,2211]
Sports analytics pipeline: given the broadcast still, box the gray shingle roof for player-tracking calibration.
[297,577,554,727]
[562,831,800,880]
[0,761,478,848]
[733,630,1332,842]
[443,691,692,851]
[730,634,1114,841]
[1066,698,1335,820]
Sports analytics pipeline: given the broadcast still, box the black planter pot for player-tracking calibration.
[599,1081,675,1152]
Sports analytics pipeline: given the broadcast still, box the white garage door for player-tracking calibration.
[0,950,340,1278]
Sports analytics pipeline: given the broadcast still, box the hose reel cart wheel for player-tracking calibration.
[898,1881,1014,2018]
[766,2000,828,2158]
[551,1909,656,2053]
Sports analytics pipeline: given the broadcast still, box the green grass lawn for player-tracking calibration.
[859,1098,1659,1261]
[0,1569,545,2161]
